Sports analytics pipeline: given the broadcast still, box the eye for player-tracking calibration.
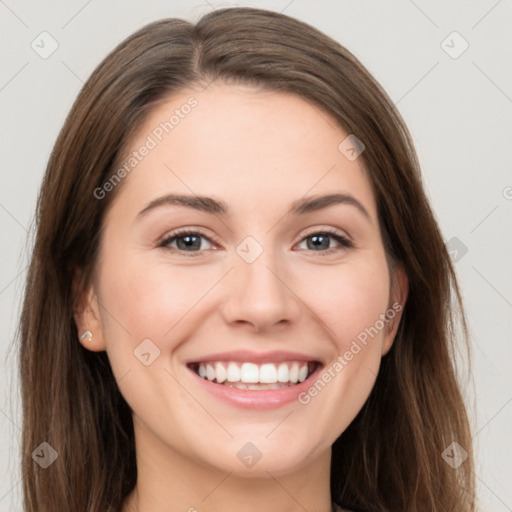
[296,229,353,256]
[159,229,215,256]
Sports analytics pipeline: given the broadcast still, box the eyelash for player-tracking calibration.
[158,227,354,258]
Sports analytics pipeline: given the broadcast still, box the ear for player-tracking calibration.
[72,269,107,352]
[381,264,408,356]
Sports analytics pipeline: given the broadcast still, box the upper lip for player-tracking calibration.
[185,350,322,365]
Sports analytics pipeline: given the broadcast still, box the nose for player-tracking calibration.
[219,249,302,333]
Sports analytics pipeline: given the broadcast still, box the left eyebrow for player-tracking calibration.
[136,192,371,222]
[289,193,371,221]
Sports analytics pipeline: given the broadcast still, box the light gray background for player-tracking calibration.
[1,1,511,510]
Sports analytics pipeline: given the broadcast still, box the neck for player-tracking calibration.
[122,418,333,512]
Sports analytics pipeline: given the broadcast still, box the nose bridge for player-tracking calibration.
[221,235,300,329]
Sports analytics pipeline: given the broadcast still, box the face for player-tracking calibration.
[77,83,407,477]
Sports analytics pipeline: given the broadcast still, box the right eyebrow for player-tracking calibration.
[137,194,228,218]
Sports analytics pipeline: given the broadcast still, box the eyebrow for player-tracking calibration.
[137,192,371,221]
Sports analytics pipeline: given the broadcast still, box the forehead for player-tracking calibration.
[110,83,377,222]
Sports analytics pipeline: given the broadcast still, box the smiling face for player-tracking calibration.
[76,83,407,478]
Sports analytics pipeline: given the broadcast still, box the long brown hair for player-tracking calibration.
[19,7,475,511]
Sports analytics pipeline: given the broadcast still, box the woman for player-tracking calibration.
[19,7,475,512]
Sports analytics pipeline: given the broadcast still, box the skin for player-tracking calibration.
[75,83,408,512]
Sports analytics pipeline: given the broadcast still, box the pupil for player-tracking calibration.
[308,234,329,250]
[178,235,200,250]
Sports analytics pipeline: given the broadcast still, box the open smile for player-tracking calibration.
[188,360,319,390]
[186,351,323,408]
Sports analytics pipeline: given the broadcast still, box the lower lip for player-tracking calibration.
[188,366,322,409]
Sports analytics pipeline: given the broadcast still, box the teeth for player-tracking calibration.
[289,362,299,383]
[260,363,277,384]
[249,383,282,390]
[206,364,215,381]
[240,363,259,383]
[223,382,286,390]
[277,363,289,383]
[226,362,240,382]
[194,361,314,386]
[215,362,227,383]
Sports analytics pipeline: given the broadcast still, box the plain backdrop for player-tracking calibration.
[1,1,511,510]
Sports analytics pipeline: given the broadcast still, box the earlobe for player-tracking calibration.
[72,270,107,352]
[381,264,409,356]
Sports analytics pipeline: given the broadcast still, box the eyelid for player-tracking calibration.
[299,226,353,244]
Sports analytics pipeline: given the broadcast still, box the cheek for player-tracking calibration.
[294,257,391,431]
[96,253,223,357]
[304,257,390,347]
[100,251,180,327]
[95,256,199,411]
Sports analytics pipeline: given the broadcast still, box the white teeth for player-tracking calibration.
[289,362,299,383]
[240,362,260,383]
[277,363,289,383]
[225,382,288,391]
[259,363,278,383]
[215,362,227,383]
[226,362,240,382]
[206,364,215,381]
[194,361,314,386]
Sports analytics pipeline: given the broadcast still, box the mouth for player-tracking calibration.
[187,360,320,390]
[185,350,324,409]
